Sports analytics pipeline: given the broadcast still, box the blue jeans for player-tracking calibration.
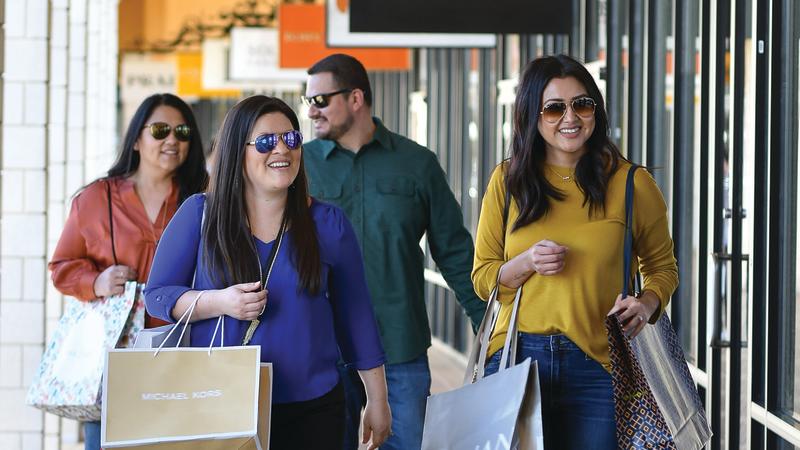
[83,421,101,450]
[338,353,431,450]
[485,333,617,450]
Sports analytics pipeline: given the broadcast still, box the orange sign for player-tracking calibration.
[176,52,240,98]
[279,4,411,71]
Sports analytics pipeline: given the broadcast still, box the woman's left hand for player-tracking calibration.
[607,291,660,339]
[361,398,392,450]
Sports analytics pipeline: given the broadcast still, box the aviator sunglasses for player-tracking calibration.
[540,97,597,123]
[247,130,304,154]
[301,88,353,109]
[143,122,192,141]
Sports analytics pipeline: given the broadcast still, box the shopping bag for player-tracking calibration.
[102,295,268,449]
[26,280,139,421]
[101,346,261,449]
[607,314,711,450]
[422,281,543,449]
[133,324,191,349]
[256,363,273,450]
[606,165,712,449]
[116,282,147,349]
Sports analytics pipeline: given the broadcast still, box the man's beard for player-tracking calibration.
[316,114,355,142]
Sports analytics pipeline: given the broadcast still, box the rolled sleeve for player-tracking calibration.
[144,194,205,324]
[327,207,386,370]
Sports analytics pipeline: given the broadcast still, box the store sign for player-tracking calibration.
[176,52,240,98]
[228,27,307,81]
[280,4,411,70]
[326,0,496,48]
[349,0,571,35]
[202,38,304,92]
[120,54,176,103]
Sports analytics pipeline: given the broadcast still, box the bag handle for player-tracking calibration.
[154,291,201,357]
[105,180,118,265]
[622,165,641,298]
[153,196,225,356]
[464,177,523,383]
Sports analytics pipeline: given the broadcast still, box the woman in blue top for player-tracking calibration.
[145,95,391,449]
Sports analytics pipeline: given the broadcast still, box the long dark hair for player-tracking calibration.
[507,54,625,229]
[108,93,208,203]
[204,95,321,294]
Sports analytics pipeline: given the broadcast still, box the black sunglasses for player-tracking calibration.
[301,88,353,108]
[143,122,192,141]
[247,130,303,154]
[540,97,597,123]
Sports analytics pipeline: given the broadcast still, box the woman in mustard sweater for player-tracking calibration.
[472,54,678,449]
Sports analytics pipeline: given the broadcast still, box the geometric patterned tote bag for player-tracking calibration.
[606,314,678,449]
[606,165,712,449]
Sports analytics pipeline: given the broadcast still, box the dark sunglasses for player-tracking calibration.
[247,130,303,154]
[540,97,597,123]
[301,88,353,108]
[144,122,192,141]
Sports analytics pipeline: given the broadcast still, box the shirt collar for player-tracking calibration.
[321,117,394,159]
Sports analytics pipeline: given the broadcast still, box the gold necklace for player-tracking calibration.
[548,165,573,182]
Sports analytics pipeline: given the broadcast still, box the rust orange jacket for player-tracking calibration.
[49,177,179,328]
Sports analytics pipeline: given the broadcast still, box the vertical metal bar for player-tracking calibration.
[729,0,746,447]
[750,0,769,447]
[646,0,668,190]
[585,0,600,61]
[710,1,730,448]
[479,47,498,193]
[767,0,799,447]
[570,0,584,57]
[698,0,711,376]
[556,34,570,55]
[606,0,625,145]
[672,0,698,347]
[544,34,555,55]
[627,0,644,163]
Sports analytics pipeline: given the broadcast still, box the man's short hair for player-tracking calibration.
[308,54,373,107]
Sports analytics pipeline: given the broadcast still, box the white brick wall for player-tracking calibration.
[1,257,22,299]
[4,39,47,82]
[2,126,46,168]
[3,82,23,125]
[1,0,120,448]
[24,83,47,125]
[0,345,22,387]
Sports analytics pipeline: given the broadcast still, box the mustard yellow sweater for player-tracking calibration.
[472,162,678,367]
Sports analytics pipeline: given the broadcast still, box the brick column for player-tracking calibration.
[1,0,49,448]
[1,1,119,449]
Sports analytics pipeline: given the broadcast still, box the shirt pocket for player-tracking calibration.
[374,177,420,230]
[376,176,415,197]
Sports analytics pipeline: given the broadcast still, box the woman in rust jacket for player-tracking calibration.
[48,93,208,450]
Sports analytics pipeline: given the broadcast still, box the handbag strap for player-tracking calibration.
[622,165,641,297]
[105,179,118,265]
[464,172,522,383]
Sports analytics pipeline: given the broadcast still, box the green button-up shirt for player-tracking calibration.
[304,118,485,364]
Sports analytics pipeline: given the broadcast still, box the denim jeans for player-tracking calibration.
[485,333,617,450]
[338,353,431,450]
[83,421,101,450]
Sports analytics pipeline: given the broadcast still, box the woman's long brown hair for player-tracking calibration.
[203,95,321,294]
[507,54,626,229]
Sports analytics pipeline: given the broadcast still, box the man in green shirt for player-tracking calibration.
[303,54,485,450]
